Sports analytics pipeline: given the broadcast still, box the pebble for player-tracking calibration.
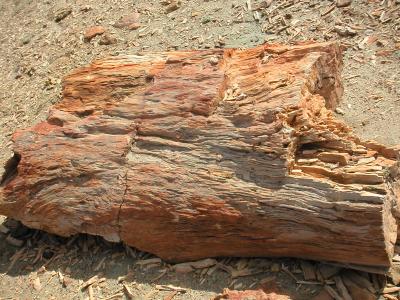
[335,107,345,115]
[113,12,141,30]
[336,0,352,7]
[209,56,219,65]
[165,1,181,13]
[54,7,72,22]
[173,263,194,274]
[334,25,357,37]
[99,34,117,45]
[21,34,32,45]
[84,26,105,42]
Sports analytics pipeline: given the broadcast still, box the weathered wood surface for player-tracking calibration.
[1,42,399,268]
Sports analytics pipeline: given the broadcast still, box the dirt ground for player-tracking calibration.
[0,0,399,299]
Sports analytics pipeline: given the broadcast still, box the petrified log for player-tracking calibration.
[1,42,399,269]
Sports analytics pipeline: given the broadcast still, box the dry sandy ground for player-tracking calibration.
[0,0,399,299]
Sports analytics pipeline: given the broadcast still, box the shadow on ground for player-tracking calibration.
[0,217,314,299]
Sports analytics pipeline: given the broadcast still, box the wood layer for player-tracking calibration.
[1,41,399,268]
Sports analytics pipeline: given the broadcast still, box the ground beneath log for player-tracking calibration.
[0,0,399,299]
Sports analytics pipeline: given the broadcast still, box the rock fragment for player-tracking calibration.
[336,0,352,7]
[54,8,72,22]
[84,26,105,42]
[113,12,141,30]
[6,235,24,247]
[334,26,357,37]
[99,34,117,45]
[165,1,181,13]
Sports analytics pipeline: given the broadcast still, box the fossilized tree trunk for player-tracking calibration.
[1,42,399,269]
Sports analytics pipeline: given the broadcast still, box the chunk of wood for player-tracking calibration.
[0,224,10,234]
[6,235,24,247]
[319,264,341,280]
[173,258,217,273]
[81,275,99,290]
[333,276,352,300]
[300,261,317,281]
[0,42,399,269]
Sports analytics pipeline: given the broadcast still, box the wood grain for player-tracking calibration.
[1,41,399,268]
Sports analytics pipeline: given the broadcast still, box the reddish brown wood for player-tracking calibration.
[0,42,399,268]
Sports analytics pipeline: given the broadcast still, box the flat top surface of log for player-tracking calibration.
[1,41,399,268]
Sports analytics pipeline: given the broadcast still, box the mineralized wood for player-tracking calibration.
[1,42,399,268]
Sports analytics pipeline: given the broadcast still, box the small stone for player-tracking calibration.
[209,56,219,65]
[80,5,92,12]
[99,34,117,45]
[33,277,42,291]
[165,1,181,13]
[21,34,32,45]
[256,0,273,10]
[334,25,357,37]
[173,263,194,273]
[113,12,141,30]
[84,26,105,42]
[62,276,73,287]
[202,17,211,24]
[336,0,352,7]
[335,107,345,115]
[54,8,72,22]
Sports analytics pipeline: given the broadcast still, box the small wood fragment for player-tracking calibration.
[88,285,94,300]
[382,294,397,300]
[123,284,135,299]
[33,277,42,291]
[6,235,24,247]
[300,261,317,281]
[81,275,99,290]
[382,286,400,293]
[324,285,343,300]
[156,284,186,293]
[136,258,162,266]
[0,224,10,234]
[334,276,352,300]
[94,257,107,272]
[164,291,178,300]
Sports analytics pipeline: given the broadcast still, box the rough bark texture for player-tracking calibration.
[1,42,399,268]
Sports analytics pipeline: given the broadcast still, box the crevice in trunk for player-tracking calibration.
[1,152,21,186]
